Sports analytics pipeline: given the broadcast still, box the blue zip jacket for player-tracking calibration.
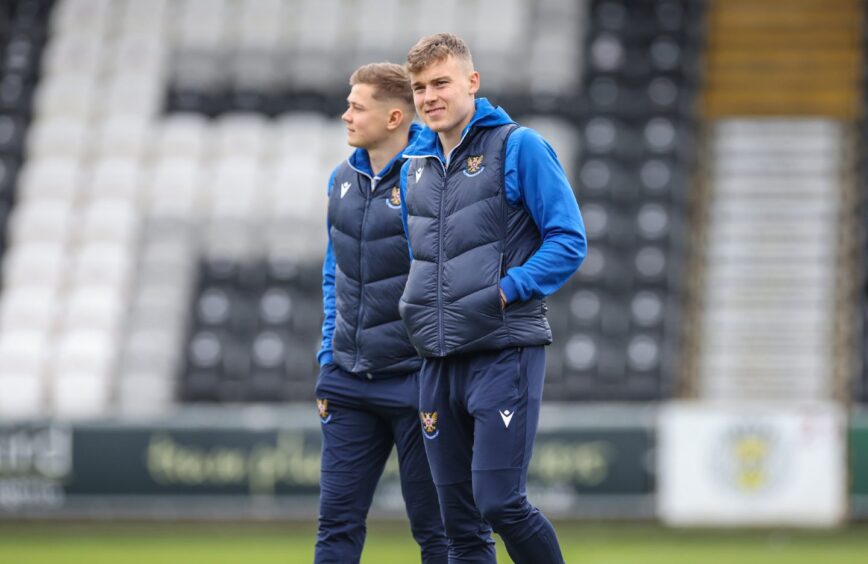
[399,98,586,307]
[318,124,421,367]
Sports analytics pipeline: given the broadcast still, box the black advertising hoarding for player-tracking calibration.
[0,407,655,518]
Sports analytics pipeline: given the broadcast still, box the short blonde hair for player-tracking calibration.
[405,33,474,74]
[349,62,413,108]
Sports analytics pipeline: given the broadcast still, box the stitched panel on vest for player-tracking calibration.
[398,299,439,356]
[443,196,501,259]
[400,259,437,305]
[361,234,411,283]
[441,242,500,302]
[360,277,407,327]
[443,169,501,216]
[407,215,438,261]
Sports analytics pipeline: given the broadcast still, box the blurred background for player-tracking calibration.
[0,0,867,561]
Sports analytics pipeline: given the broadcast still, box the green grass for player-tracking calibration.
[1,521,867,563]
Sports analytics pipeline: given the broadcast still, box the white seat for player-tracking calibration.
[138,239,196,286]
[237,0,284,46]
[116,370,176,416]
[107,34,168,79]
[117,0,170,35]
[264,217,327,263]
[42,33,103,78]
[142,216,197,245]
[153,114,209,160]
[209,156,262,219]
[122,327,180,375]
[213,113,270,160]
[70,243,135,293]
[2,243,68,291]
[356,0,399,52]
[274,112,328,158]
[50,329,116,418]
[93,116,152,160]
[0,331,49,418]
[101,74,164,120]
[176,0,230,49]
[87,157,143,203]
[33,74,98,121]
[17,157,82,203]
[203,218,257,260]
[129,283,190,330]
[78,199,141,246]
[51,0,113,37]
[8,199,75,245]
[266,160,322,220]
[147,157,204,219]
[26,118,91,161]
[61,285,126,334]
[0,287,60,334]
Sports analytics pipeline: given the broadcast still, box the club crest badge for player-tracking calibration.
[464,154,485,177]
[386,186,401,209]
[317,398,332,424]
[420,411,439,439]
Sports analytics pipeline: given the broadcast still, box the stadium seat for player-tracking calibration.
[51,329,117,418]
[87,157,143,203]
[0,330,48,418]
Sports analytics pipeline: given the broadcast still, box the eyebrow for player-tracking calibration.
[412,75,450,88]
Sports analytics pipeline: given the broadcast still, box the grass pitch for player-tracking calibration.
[1,520,867,563]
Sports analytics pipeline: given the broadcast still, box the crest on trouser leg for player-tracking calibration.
[317,398,332,424]
[420,411,439,439]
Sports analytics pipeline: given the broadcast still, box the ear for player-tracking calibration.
[468,70,480,96]
[386,108,404,131]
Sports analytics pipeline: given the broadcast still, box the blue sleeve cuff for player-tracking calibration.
[317,351,334,367]
[500,276,519,304]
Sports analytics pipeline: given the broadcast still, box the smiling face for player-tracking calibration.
[409,55,479,141]
[341,83,397,150]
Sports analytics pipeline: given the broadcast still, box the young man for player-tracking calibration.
[398,34,587,563]
[316,62,447,564]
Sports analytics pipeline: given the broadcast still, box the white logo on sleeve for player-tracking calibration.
[415,167,423,183]
[340,182,351,198]
[499,409,515,428]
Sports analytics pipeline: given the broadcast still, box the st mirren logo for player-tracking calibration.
[316,398,332,424]
[420,411,439,440]
[713,423,786,495]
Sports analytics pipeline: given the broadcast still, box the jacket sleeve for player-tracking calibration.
[317,168,338,366]
[500,127,587,303]
[399,159,414,260]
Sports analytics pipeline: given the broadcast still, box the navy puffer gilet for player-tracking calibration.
[328,157,421,376]
[400,124,552,358]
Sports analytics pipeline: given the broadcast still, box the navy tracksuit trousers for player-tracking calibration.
[419,346,564,564]
[314,363,447,564]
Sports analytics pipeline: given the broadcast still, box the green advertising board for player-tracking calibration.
[851,409,868,517]
[0,405,655,519]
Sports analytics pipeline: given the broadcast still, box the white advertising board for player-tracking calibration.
[658,402,845,527]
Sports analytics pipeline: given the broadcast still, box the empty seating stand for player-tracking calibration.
[0,0,56,419]
[543,0,702,402]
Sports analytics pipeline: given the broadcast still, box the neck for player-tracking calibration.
[367,129,409,175]
[439,105,475,158]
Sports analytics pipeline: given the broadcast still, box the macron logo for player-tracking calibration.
[340,182,351,198]
[499,409,515,429]
[415,168,423,183]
